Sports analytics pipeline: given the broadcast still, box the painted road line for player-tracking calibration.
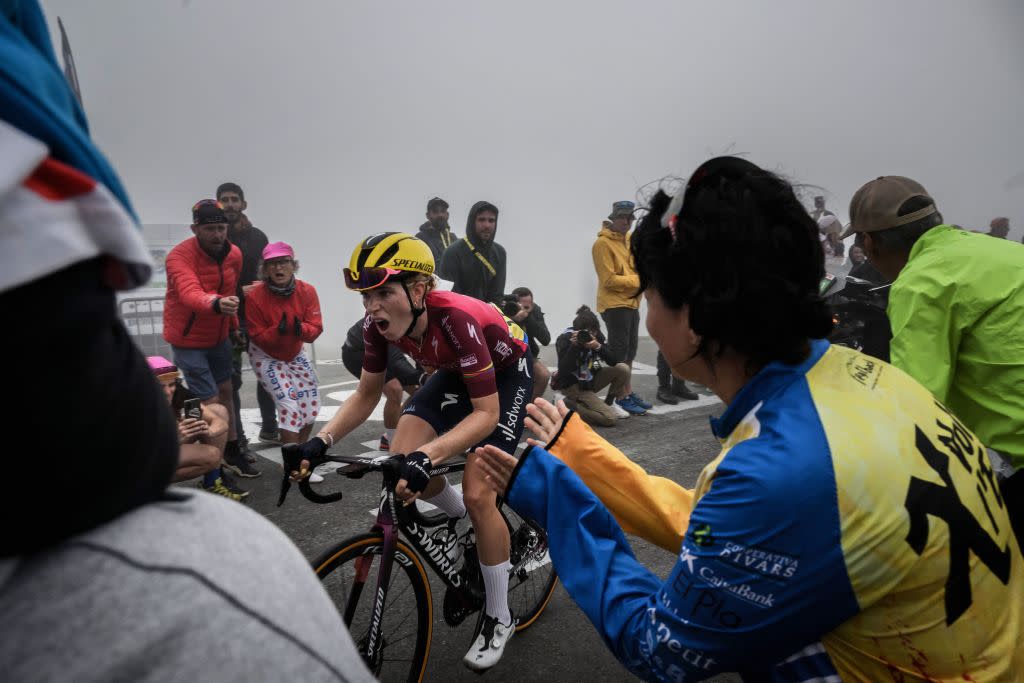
[646,393,721,415]
[326,391,387,421]
[318,379,359,390]
[630,361,658,376]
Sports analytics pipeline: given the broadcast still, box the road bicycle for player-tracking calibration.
[279,446,558,682]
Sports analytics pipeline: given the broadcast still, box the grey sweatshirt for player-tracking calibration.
[0,489,377,682]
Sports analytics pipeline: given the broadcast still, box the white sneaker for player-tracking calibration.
[463,614,517,671]
[611,402,631,419]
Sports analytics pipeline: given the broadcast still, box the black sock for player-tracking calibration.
[203,467,221,487]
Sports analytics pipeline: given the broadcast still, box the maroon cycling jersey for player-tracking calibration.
[363,290,528,398]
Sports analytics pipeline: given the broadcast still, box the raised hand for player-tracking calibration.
[524,397,571,448]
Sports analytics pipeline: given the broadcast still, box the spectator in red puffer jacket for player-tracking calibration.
[164,199,258,492]
[245,241,324,448]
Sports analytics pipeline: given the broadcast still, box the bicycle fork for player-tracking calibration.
[351,487,400,668]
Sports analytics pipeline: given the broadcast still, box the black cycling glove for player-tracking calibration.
[283,437,329,473]
[293,314,302,336]
[400,451,433,494]
[277,312,288,335]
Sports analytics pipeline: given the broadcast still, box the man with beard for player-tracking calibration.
[164,200,256,492]
[416,196,457,264]
[217,182,281,453]
[438,200,506,305]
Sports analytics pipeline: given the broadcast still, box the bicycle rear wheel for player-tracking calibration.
[314,532,432,683]
[502,502,558,631]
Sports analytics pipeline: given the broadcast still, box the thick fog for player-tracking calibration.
[44,0,1024,354]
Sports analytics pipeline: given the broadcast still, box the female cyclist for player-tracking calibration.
[292,232,533,671]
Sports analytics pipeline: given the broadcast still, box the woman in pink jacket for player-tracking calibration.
[245,242,324,447]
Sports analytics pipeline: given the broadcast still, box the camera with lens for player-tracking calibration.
[500,294,522,319]
[575,329,593,344]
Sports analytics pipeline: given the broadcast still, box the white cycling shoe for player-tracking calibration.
[463,613,517,672]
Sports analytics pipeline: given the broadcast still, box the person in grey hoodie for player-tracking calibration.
[0,6,374,680]
[438,200,507,304]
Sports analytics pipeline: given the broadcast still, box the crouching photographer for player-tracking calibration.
[148,357,240,499]
[501,287,551,398]
[551,306,630,427]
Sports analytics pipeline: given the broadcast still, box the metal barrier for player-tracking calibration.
[119,296,172,359]
[119,295,319,368]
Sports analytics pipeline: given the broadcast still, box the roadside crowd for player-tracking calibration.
[3,2,1022,680]
[157,190,713,500]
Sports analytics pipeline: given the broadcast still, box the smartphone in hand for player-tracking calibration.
[183,398,202,421]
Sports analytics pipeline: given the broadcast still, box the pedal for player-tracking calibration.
[442,585,482,627]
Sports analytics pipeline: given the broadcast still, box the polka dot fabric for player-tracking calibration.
[249,343,320,433]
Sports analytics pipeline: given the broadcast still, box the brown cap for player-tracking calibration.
[840,176,936,240]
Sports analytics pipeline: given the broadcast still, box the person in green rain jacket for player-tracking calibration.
[845,174,1024,548]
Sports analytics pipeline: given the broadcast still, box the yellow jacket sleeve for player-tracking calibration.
[592,239,640,294]
[544,412,694,553]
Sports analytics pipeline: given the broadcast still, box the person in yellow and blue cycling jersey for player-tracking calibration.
[475,157,1023,681]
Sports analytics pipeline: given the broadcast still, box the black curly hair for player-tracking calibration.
[632,157,832,370]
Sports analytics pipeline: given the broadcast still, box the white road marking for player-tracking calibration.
[326,391,387,421]
[629,361,658,376]
[646,393,722,415]
[318,380,359,390]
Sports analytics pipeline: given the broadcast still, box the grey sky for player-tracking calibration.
[43,0,1024,351]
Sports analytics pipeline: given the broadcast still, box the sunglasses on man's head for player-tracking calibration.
[191,199,222,212]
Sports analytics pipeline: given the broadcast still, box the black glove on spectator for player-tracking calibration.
[400,451,432,494]
[231,328,248,347]
[294,315,302,336]
[277,312,288,335]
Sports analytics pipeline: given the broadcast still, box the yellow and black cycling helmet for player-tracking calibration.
[345,232,435,337]
[344,232,434,291]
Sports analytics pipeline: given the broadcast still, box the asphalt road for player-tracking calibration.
[226,338,739,683]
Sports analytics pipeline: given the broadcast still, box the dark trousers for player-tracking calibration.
[656,351,687,390]
[232,351,279,441]
[600,307,640,364]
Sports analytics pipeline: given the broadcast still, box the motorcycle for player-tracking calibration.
[821,273,892,362]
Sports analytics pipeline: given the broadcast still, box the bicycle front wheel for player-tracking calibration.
[314,532,432,683]
[502,503,558,631]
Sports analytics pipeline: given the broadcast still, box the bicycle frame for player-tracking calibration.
[346,456,474,666]
[279,448,549,670]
